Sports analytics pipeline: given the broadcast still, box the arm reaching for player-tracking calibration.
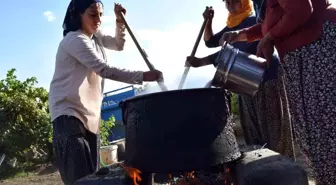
[62,32,143,84]
[268,0,313,40]
[205,26,229,48]
[203,6,215,43]
[240,23,263,42]
[95,21,126,51]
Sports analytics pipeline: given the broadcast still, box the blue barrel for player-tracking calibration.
[101,86,135,142]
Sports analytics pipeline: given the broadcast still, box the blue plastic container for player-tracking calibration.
[101,86,135,141]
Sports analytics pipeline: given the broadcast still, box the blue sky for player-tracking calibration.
[0,0,231,92]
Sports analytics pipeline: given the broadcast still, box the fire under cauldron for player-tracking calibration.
[75,88,310,185]
[75,148,310,185]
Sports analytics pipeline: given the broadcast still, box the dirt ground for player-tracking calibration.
[0,165,62,185]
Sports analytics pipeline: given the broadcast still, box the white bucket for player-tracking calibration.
[100,144,118,166]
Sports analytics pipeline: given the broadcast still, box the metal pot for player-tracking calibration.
[212,44,267,97]
[120,88,241,173]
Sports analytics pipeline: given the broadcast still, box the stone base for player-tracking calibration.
[75,148,309,185]
[235,148,309,185]
[74,163,126,185]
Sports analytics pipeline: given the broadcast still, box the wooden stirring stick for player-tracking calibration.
[177,13,209,89]
[119,13,168,91]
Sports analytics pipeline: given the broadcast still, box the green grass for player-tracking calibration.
[11,171,32,178]
[0,163,36,180]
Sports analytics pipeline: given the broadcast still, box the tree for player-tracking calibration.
[0,69,52,164]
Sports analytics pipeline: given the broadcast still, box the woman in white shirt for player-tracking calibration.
[49,0,162,184]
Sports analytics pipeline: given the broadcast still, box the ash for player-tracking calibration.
[155,168,235,185]
[76,162,235,185]
[75,163,129,185]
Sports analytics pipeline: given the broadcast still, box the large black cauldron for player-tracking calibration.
[120,88,241,173]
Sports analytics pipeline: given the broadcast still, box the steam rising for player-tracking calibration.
[135,71,215,96]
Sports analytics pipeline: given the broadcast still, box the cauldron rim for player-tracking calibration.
[119,87,225,107]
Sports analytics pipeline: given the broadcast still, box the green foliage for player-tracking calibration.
[231,93,240,117]
[100,116,115,146]
[0,68,52,163]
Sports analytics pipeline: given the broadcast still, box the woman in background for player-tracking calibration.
[221,0,336,184]
[251,0,264,19]
[187,0,294,159]
[49,0,162,184]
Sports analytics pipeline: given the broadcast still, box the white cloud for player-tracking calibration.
[43,11,56,22]
[100,4,228,94]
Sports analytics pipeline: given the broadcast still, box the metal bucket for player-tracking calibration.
[212,44,267,96]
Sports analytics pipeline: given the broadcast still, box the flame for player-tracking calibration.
[168,173,173,185]
[120,163,142,185]
[120,165,234,185]
[175,171,203,185]
[173,168,235,185]
[186,171,195,178]
[223,168,234,185]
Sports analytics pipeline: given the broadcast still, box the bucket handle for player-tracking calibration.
[215,41,229,66]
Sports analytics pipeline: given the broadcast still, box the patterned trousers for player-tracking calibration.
[52,116,100,185]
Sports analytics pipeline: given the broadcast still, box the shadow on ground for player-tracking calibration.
[37,164,58,175]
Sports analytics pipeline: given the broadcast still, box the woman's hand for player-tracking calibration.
[219,31,246,46]
[143,70,163,82]
[256,33,274,64]
[185,56,211,68]
[114,3,126,22]
[203,6,214,20]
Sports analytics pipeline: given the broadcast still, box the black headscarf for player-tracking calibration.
[62,0,103,37]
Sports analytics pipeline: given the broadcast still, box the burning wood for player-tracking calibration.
[165,167,234,185]
[176,171,202,185]
[120,163,234,185]
[120,164,142,185]
[222,168,234,185]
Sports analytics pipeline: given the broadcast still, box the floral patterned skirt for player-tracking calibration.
[239,66,295,159]
[283,21,336,185]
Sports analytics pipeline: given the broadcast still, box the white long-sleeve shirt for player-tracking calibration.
[49,22,143,134]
